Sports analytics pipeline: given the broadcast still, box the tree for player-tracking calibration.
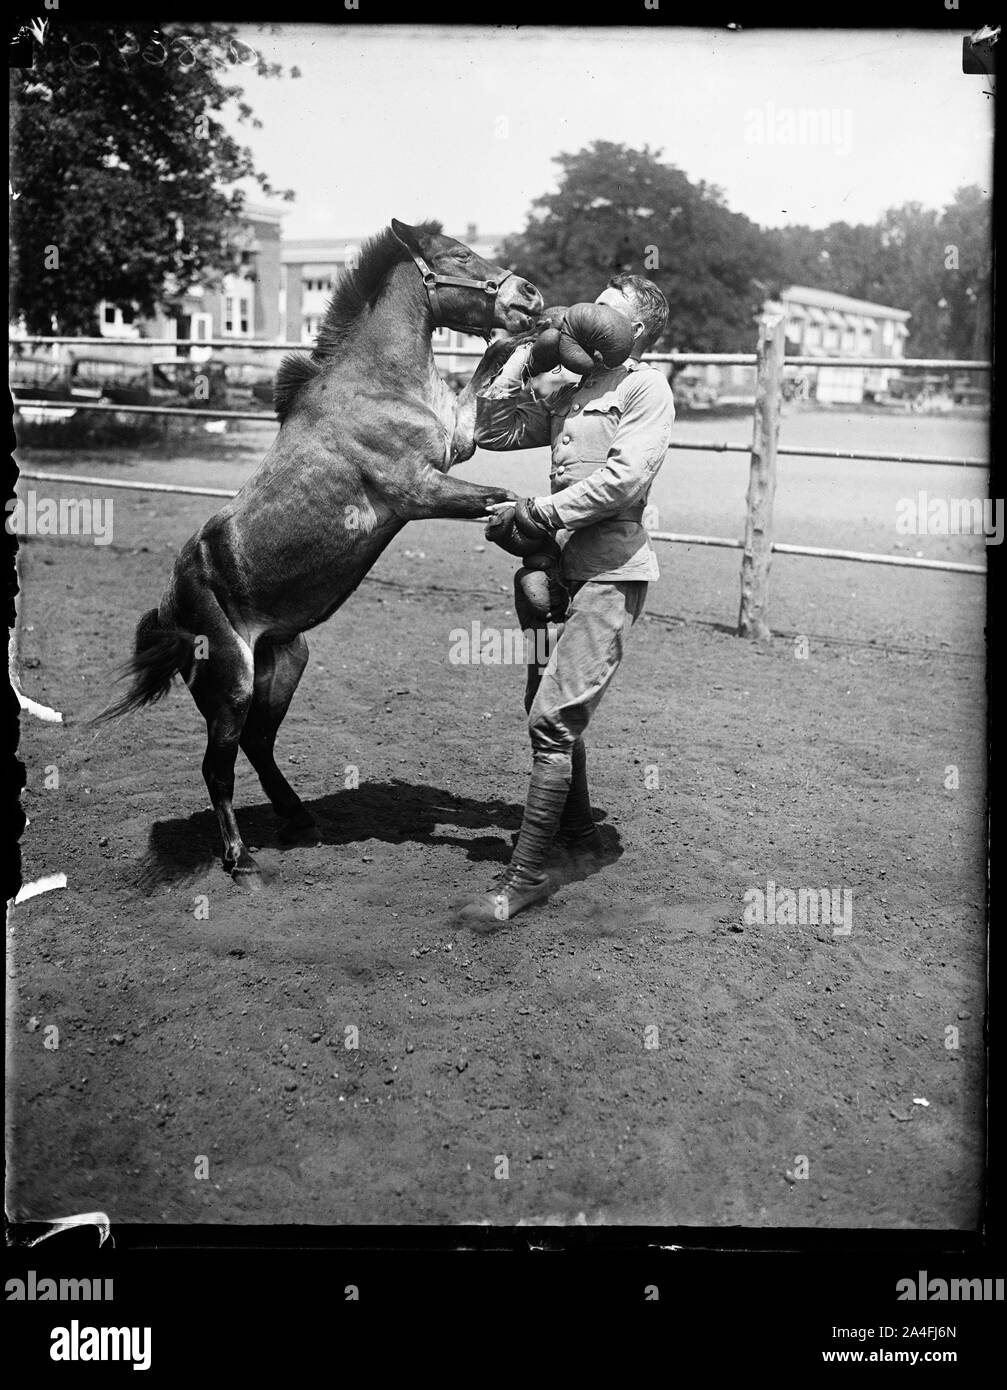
[498,142,778,352]
[769,188,991,359]
[937,186,992,360]
[768,218,905,313]
[10,21,296,336]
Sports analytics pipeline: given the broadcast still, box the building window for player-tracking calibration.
[97,300,139,337]
[805,325,820,347]
[824,328,839,351]
[841,330,856,353]
[223,280,253,337]
[302,314,321,344]
[882,319,894,347]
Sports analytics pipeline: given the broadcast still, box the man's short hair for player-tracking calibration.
[607,274,669,352]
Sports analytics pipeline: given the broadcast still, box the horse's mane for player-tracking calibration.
[274,220,442,422]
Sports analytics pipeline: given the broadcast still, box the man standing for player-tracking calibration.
[460,274,674,926]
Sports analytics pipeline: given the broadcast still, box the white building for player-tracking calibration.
[771,285,911,403]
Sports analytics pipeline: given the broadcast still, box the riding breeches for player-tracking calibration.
[524,579,648,762]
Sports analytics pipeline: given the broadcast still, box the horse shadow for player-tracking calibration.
[136,779,620,893]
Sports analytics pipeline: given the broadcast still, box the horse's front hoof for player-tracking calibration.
[227,851,265,890]
[231,866,264,891]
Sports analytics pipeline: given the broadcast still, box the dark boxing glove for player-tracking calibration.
[485,501,559,560]
[515,563,570,627]
[527,302,635,378]
[527,305,570,376]
[558,302,636,375]
[478,334,529,381]
[512,497,555,547]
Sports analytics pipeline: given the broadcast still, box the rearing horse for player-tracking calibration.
[95,220,542,887]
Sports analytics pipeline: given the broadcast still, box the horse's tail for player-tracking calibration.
[90,608,196,726]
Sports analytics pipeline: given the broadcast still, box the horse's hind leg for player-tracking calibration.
[240,635,317,843]
[186,618,260,886]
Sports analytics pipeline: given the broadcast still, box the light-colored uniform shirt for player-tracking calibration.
[475,357,675,582]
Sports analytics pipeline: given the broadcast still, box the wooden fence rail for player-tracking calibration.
[9,334,994,372]
[12,331,991,635]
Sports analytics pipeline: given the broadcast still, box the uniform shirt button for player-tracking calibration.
[561,434,571,444]
[571,403,580,412]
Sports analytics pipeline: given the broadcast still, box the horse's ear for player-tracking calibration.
[390,219,422,254]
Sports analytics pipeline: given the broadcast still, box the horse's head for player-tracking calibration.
[390,219,543,336]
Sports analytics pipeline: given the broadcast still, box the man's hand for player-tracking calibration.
[513,497,555,545]
[484,497,553,524]
[484,498,558,557]
[483,497,555,530]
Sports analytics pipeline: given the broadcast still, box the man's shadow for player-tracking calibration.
[136,779,621,892]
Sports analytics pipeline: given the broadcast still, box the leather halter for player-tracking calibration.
[405,248,515,339]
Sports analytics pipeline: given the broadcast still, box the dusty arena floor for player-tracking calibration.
[8,408,987,1227]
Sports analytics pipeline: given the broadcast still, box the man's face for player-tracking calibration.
[594,287,645,350]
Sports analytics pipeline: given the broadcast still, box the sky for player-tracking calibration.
[227,25,993,242]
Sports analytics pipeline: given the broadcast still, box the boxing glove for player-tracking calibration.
[486,501,560,560]
[515,563,570,626]
[528,302,635,377]
[528,305,570,376]
[558,302,636,375]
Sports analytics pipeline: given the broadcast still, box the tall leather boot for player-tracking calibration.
[459,756,571,927]
[559,738,595,840]
[555,738,611,864]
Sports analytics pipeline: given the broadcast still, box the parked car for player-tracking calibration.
[951,373,990,407]
[150,356,229,407]
[781,367,812,402]
[670,368,719,410]
[218,361,276,409]
[67,357,152,405]
[9,356,72,402]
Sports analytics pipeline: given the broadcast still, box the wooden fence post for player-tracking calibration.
[737,313,786,640]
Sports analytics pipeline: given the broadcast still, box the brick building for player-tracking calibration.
[280,223,508,372]
[96,202,285,349]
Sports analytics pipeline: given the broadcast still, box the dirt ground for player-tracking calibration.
[7,410,987,1227]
